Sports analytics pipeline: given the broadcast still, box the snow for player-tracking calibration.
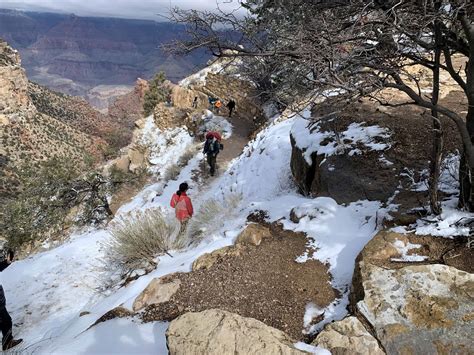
[179,56,241,88]
[49,319,169,355]
[200,111,233,139]
[178,60,224,87]
[291,117,391,165]
[294,342,331,355]
[391,240,427,262]
[392,154,473,238]
[137,116,194,174]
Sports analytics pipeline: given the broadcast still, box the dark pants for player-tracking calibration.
[0,307,12,349]
[207,154,217,175]
[228,107,234,117]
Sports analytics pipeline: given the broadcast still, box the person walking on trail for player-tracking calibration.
[226,99,236,117]
[208,97,216,110]
[192,96,198,109]
[0,250,23,351]
[203,133,221,176]
[170,182,194,234]
[214,99,222,114]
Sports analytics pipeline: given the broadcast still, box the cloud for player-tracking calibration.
[0,0,244,20]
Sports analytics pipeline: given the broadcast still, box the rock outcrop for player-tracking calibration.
[166,309,306,355]
[170,84,208,111]
[192,245,244,271]
[0,39,31,113]
[289,89,461,214]
[350,230,474,354]
[133,276,181,312]
[1,39,108,196]
[196,72,265,125]
[235,223,272,246]
[313,316,384,355]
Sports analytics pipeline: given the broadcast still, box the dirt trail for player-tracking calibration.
[219,113,255,164]
[192,111,256,182]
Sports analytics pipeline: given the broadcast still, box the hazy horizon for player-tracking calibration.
[0,0,243,21]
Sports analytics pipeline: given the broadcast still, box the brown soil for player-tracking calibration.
[141,225,338,340]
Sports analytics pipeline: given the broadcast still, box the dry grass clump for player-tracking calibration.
[104,209,189,276]
[164,163,181,181]
[177,147,197,168]
[187,193,242,244]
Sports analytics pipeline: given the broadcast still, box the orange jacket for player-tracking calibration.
[170,192,194,221]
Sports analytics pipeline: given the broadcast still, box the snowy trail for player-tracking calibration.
[0,114,252,354]
[1,111,395,354]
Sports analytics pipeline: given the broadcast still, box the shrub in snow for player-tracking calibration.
[164,163,182,181]
[104,209,187,277]
[177,146,197,168]
[187,193,242,243]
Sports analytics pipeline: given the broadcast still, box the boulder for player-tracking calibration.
[351,230,474,354]
[112,154,131,173]
[355,263,473,354]
[133,277,181,311]
[192,245,244,271]
[166,309,306,355]
[288,99,461,213]
[128,148,145,172]
[235,223,272,246]
[134,118,145,129]
[313,317,384,355]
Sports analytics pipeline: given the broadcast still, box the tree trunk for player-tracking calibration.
[458,16,474,210]
[429,9,443,215]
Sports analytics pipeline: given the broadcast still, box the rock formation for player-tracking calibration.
[289,95,460,215]
[0,39,107,196]
[0,9,209,108]
[344,230,474,354]
[313,316,384,354]
[166,309,306,355]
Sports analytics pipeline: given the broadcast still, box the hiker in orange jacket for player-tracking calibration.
[170,182,194,233]
[214,99,222,114]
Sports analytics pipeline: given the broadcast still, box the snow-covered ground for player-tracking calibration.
[1,108,470,354]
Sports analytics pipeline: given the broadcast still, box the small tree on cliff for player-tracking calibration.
[143,71,171,116]
[0,158,139,249]
[168,0,474,212]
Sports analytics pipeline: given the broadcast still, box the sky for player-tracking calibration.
[0,0,243,20]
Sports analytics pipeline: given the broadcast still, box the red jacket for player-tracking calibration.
[170,192,194,221]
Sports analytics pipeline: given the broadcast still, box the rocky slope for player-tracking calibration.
[0,39,109,196]
[0,9,209,109]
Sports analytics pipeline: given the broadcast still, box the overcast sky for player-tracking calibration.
[0,0,243,20]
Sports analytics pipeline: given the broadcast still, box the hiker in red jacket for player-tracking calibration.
[170,182,194,234]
